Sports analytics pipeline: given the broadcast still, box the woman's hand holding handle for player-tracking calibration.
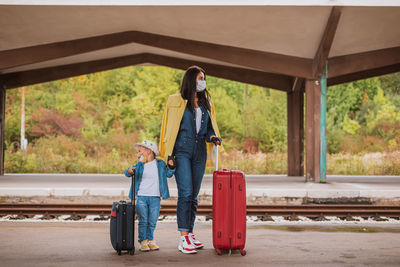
[167,155,176,169]
[210,136,222,146]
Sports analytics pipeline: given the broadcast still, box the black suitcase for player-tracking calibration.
[110,172,136,255]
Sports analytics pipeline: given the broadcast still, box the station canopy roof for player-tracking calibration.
[1,1,400,91]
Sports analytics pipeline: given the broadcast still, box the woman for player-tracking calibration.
[159,66,222,254]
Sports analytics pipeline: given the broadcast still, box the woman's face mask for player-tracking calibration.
[196,80,206,92]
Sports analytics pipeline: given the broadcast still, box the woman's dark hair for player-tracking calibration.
[180,66,211,112]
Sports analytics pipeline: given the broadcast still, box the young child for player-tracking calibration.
[124,140,176,252]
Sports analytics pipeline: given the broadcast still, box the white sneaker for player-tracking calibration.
[148,240,159,251]
[189,233,204,249]
[139,240,150,252]
[178,235,197,254]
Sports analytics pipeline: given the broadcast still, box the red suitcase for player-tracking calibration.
[212,145,247,256]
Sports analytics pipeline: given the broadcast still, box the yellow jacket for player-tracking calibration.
[159,94,223,167]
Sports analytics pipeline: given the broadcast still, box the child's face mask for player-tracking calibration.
[137,147,151,163]
[137,152,147,163]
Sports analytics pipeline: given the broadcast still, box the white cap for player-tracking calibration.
[134,140,159,156]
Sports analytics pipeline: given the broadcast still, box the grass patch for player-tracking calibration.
[4,135,400,175]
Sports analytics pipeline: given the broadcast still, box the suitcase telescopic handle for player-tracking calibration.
[216,145,219,171]
[131,169,136,255]
[131,169,135,205]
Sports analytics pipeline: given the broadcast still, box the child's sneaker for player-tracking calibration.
[189,233,204,249]
[139,240,150,252]
[148,240,159,251]
[178,235,197,254]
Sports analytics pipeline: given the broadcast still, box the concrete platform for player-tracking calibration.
[1,221,400,266]
[1,174,400,205]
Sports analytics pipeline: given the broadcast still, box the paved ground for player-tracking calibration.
[3,173,400,188]
[0,221,400,266]
[1,174,400,205]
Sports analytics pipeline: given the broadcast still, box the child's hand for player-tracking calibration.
[167,155,176,169]
[128,167,136,175]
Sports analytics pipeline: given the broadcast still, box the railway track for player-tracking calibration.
[1,203,400,220]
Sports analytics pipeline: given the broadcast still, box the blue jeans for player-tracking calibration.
[136,196,161,242]
[174,143,207,232]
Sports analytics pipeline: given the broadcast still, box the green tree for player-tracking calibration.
[244,87,287,152]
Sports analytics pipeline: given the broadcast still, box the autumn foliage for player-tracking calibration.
[3,66,400,174]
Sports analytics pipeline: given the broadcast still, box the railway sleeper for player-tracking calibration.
[312,213,328,221]
[371,214,389,221]
[66,212,84,221]
[339,213,359,221]
[94,213,109,221]
[286,213,299,221]
[40,213,57,220]
[11,212,29,220]
[259,213,274,221]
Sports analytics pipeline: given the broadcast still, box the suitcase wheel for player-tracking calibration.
[240,249,246,256]
[215,248,223,255]
[117,250,121,256]
[129,249,134,255]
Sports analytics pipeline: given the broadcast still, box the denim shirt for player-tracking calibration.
[174,103,215,154]
[124,159,175,200]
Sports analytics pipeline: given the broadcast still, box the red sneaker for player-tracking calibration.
[189,233,204,249]
[178,235,197,254]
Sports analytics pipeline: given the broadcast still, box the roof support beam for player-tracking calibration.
[0,53,293,91]
[328,46,400,78]
[0,31,135,71]
[287,89,304,177]
[306,6,341,182]
[291,77,304,92]
[0,82,5,175]
[328,63,400,86]
[312,6,342,78]
[0,30,313,79]
[305,79,321,182]
[0,54,148,89]
[146,54,293,91]
[129,31,313,78]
